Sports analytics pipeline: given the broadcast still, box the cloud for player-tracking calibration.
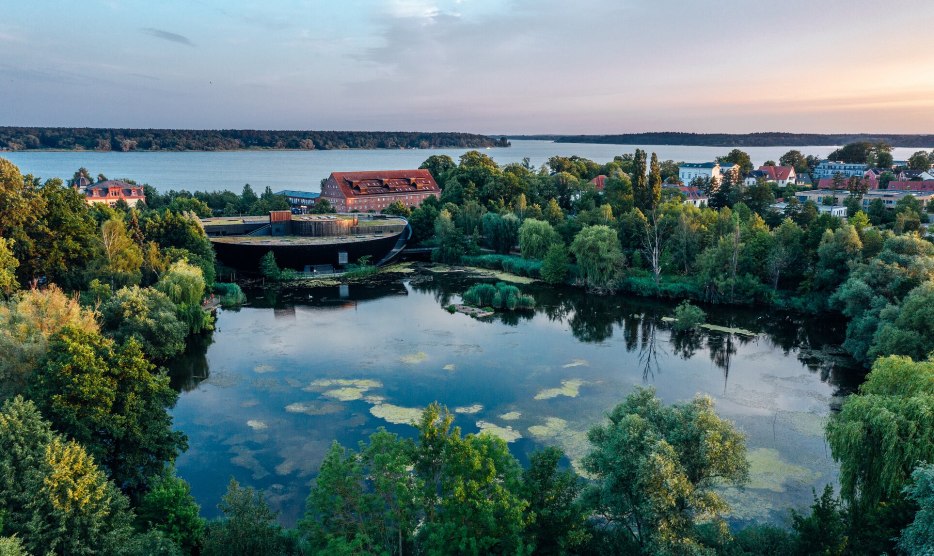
[141,27,194,47]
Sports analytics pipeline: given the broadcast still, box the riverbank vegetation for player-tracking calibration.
[0,127,510,151]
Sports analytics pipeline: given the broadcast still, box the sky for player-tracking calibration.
[2,0,934,134]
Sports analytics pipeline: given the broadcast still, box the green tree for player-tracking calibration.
[0,286,99,399]
[907,150,933,171]
[790,486,848,556]
[301,431,420,555]
[203,479,288,556]
[518,218,561,260]
[136,470,206,555]
[779,150,810,174]
[156,260,212,334]
[100,285,188,360]
[0,397,136,555]
[631,149,649,211]
[481,212,520,254]
[570,225,624,291]
[521,447,589,554]
[898,464,934,555]
[645,152,662,211]
[94,217,143,288]
[420,154,457,184]
[582,388,748,554]
[382,200,412,217]
[433,209,476,264]
[0,239,17,297]
[260,251,281,281]
[29,327,187,499]
[869,282,934,361]
[718,148,754,176]
[540,244,570,285]
[827,355,934,510]
[814,224,862,291]
[414,403,530,555]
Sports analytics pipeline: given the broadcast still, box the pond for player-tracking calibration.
[168,269,862,526]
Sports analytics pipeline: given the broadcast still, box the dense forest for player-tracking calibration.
[2,150,934,554]
[552,132,934,148]
[0,127,510,152]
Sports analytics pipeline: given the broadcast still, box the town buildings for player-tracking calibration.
[812,160,868,179]
[794,189,934,210]
[747,165,796,186]
[319,169,441,212]
[679,162,721,185]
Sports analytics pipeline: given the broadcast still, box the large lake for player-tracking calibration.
[4,140,929,193]
[168,269,861,526]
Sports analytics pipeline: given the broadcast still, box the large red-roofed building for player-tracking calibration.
[320,170,441,212]
[81,180,146,207]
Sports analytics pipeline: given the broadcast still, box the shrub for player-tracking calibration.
[461,282,534,312]
[673,301,706,332]
[214,282,246,307]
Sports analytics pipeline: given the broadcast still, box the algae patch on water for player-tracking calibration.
[305,378,382,401]
[253,364,276,374]
[562,359,589,368]
[499,411,522,421]
[455,404,483,414]
[534,379,587,400]
[246,419,268,431]
[400,352,428,364]
[370,403,423,425]
[527,417,591,476]
[745,447,821,492]
[443,364,456,371]
[476,421,522,443]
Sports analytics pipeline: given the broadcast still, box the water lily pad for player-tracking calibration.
[476,421,522,443]
[534,379,587,400]
[370,403,423,425]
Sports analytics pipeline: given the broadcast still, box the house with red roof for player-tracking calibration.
[746,165,796,186]
[590,175,607,192]
[81,180,146,207]
[887,180,934,192]
[319,169,440,212]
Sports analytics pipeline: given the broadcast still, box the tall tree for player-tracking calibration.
[583,388,748,554]
[631,149,648,211]
[29,327,187,499]
[570,225,624,291]
[203,479,288,556]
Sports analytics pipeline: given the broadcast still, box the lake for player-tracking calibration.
[168,268,861,526]
[4,140,928,193]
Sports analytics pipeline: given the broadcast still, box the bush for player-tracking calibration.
[461,254,542,278]
[541,244,569,285]
[461,282,534,311]
[214,282,246,307]
[673,301,706,332]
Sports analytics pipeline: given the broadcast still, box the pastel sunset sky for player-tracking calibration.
[2,0,933,133]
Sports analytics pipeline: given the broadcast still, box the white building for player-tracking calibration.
[813,161,868,180]
[679,162,720,185]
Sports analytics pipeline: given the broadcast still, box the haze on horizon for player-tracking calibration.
[2,0,933,135]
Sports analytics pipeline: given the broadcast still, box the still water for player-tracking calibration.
[4,140,928,193]
[169,270,860,526]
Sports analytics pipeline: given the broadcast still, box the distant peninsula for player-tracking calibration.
[544,132,934,148]
[0,127,510,152]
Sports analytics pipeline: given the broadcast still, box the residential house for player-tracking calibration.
[744,170,768,186]
[590,175,608,192]
[757,165,796,186]
[679,162,721,186]
[319,169,440,212]
[81,180,146,207]
[795,189,934,210]
[887,180,934,192]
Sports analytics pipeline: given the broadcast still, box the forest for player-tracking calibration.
[553,132,934,148]
[0,127,510,152]
[2,149,934,554]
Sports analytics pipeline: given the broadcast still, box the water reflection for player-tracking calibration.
[168,269,862,525]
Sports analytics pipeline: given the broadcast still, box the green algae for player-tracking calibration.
[476,420,522,443]
[534,379,587,400]
[246,419,268,431]
[527,417,592,476]
[745,448,821,493]
[562,359,589,368]
[455,404,483,414]
[369,403,423,425]
[443,364,456,371]
[499,411,522,421]
[305,378,381,400]
[400,352,428,364]
[253,364,276,373]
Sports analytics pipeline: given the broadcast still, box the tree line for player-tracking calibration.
[0,127,510,152]
[553,132,934,148]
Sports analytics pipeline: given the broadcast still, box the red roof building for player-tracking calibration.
[757,165,796,184]
[817,175,879,190]
[82,180,146,207]
[590,175,608,192]
[319,170,441,212]
[887,180,934,192]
